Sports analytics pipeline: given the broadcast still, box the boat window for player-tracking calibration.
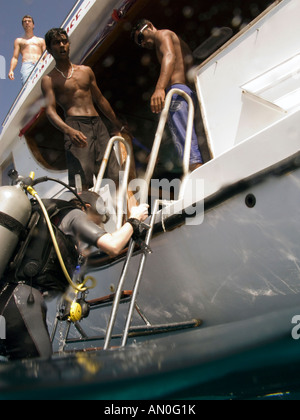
[0,156,15,186]
[23,109,67,171]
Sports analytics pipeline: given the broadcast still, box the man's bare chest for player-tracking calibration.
[53,77,91,104]
[20,37,42,52]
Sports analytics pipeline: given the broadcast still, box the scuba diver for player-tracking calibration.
[0,185,148,361]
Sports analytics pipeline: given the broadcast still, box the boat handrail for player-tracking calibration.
[93,136,132,230]
[140,88,195,203]
[60,0,84,29]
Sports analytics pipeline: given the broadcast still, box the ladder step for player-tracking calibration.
[64,319,203,345]
[129,319,203,337]
[87,291,132,308]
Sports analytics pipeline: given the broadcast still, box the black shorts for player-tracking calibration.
[64,116,120,190]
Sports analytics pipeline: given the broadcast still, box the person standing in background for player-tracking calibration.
[131,19,203,171]
[42,28,123,191]
[8,15,46,85]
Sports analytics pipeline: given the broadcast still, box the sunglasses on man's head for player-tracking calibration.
[136,24,149,47]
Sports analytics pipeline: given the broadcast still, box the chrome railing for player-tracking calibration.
[140,88,195,203]
[93,136,132,230]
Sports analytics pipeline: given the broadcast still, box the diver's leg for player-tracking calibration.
[0,283,52,360]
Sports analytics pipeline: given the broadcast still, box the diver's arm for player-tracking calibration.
[97,204,149,257]
[64,205,149,258]
[68,210,134,258]
[98,224,134,258]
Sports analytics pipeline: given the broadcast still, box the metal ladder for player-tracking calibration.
[94,134,153,349]
[103,198,159,350]
[100,89,197,349]
[91,89,197,350]
[51,90,201,352]
[102,200,202,350]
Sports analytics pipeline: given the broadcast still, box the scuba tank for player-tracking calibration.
[0,185,32,280]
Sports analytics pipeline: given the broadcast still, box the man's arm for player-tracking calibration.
[40,38,46,60]
[41,75,88,147]
[98,223,135,257]
[97,204,149,257]
[89,68,122,132]
[41,38,46,53]
[151,32,176,114]
[8,39,21,81]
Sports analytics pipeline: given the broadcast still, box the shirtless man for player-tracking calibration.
[41,28,123,190]
[9,15,45,85]
[131,20,203,171]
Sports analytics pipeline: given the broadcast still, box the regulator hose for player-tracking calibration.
[26,186,96,293]
[32,176,87,210]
